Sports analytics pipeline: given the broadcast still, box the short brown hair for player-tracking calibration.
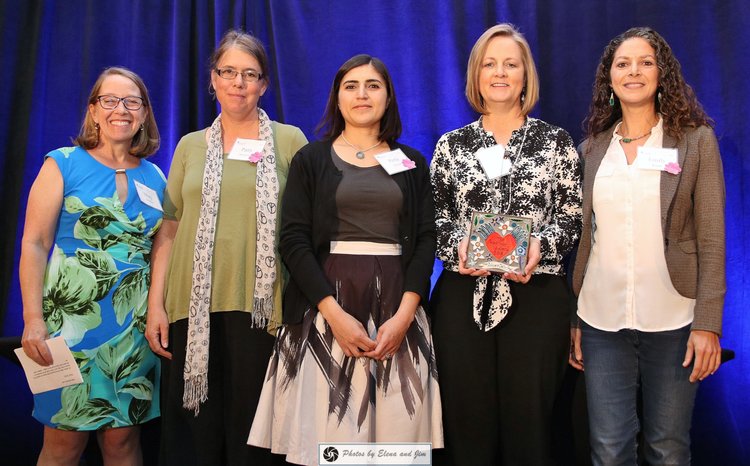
[209,29,270,90]
[316,54,402,144]
[74,67,160,158]
[465,23,539,116]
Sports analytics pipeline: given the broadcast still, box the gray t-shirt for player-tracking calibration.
[331,147,402,243]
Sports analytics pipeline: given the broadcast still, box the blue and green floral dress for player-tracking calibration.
[32,146,165,430]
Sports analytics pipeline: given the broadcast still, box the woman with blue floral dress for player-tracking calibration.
[19,67,164,466]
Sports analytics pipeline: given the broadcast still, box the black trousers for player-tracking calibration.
[431,271,570,466]
[159,312,276,466]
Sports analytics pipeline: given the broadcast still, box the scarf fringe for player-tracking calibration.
[181,110,279,414]
[183,374,209,416]
[252,297,272,328]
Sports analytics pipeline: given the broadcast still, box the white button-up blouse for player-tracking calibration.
[578,117,695,332]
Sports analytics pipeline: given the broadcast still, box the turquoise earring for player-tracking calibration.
[609,91,615,107]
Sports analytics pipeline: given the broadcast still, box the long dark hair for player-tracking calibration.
[584,27,713,140]
[316,54,402,144]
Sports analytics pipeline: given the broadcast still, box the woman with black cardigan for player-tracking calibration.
[248,54,443,465]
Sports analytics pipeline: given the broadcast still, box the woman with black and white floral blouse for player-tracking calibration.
[429,23,582,466]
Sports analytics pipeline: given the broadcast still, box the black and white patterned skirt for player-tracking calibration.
[248,252,443,465]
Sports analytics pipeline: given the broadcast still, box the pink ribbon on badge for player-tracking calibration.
[248,151,263,163]
[664,161,681,175]
[402,158,416,169]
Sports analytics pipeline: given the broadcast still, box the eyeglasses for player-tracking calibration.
[214,67,263,83]
[97,95,145,110]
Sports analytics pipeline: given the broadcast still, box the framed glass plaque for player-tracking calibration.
[466,212,533,274]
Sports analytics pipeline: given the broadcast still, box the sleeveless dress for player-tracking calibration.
[249,150,443,465]
[32,146,165,430]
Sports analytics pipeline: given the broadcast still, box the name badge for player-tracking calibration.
[227,138,266,162]
[374,149,416,175]
[476,145,512,180]
[636,147,678,171]
[134,180,163,212]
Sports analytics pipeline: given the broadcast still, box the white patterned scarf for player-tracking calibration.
[183,109,279,414]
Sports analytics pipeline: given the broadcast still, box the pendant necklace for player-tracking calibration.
[620,130,651,144]
[340,132,381,159]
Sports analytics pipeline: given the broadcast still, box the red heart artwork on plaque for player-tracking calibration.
[485,232,516,260]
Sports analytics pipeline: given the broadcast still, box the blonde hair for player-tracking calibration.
[465,23,539,116]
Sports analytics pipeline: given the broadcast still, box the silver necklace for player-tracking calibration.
[501,125,528,213]
[481,122,528,214]
[340,132,381,159]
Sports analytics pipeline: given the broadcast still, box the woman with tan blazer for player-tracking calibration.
[570,27,725,465]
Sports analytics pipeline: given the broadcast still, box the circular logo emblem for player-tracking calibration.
[323,447,339,463]
[322,446,339,462]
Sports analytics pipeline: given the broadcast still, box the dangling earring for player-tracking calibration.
[520,88,526,104]
[609,91,615,107]
[140,124,144,132]
[657,90,662,105]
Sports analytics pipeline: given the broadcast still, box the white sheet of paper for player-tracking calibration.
[14,336,83,394]
[476,145,512,179]
[134,180,163,212]
[227,138,266,161]
[636,146,678,171]
[374,149,416,175]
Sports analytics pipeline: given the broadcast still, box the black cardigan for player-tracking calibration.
[279,140,436,324]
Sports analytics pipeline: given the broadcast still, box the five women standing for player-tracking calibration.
[17,21,728,466]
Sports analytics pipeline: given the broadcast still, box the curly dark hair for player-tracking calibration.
[584,27,713,140]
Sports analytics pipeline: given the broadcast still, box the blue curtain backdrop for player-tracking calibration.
[1,1,747,464]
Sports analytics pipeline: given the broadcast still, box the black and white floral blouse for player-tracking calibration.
[430,117,582,329]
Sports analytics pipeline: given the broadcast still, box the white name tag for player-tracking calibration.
[134,180,163,212]
[476,145,512,180]
[227,138,266,162]
[374,149,416,175]
[636,146,678,171]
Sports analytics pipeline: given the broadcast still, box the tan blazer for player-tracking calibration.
[572,124,725,335]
